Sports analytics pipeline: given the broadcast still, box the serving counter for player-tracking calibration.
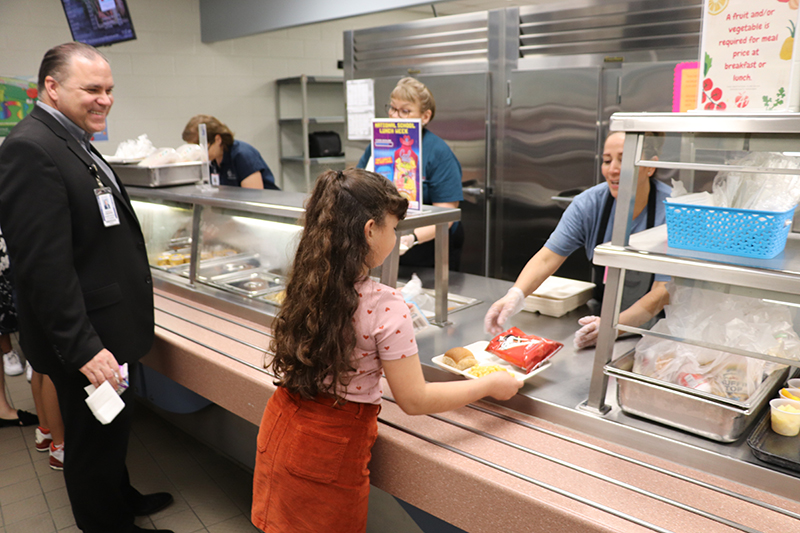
[129,186,800,533]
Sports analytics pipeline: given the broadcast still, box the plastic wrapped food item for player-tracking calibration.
[486,327,563,373]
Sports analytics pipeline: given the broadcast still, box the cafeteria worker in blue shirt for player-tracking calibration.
[357,77,464,271]
[182,114,279,190]
[485,131,671,349]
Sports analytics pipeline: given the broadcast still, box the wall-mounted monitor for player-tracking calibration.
[60,0,136,47]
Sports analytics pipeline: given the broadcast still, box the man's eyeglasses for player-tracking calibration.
[385,104,413,118]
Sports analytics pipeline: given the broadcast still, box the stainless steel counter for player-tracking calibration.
[406,268,800,501]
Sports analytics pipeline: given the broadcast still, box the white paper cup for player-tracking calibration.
[779,388,800,401]
[786,378,800,389]
[770,398,800,437]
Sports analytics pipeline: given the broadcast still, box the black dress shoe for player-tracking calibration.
[128,526,175,533]
[133,492,174,516]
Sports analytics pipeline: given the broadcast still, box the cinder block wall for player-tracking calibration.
[0,0,423,176]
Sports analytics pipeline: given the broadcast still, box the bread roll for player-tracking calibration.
[445,347,473,363]
[456,356,478,371]
[441,355,458,368]
[445,347,478,370]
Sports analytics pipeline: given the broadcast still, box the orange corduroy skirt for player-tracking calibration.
[252,386,380,533]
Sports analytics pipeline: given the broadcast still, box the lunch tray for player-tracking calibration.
[747,407,800,475]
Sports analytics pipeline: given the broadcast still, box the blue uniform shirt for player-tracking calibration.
[545,180,672,281]
[357,129,463,204]
[212,140,278,190]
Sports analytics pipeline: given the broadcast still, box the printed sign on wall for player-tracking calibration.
[697,0,800,111]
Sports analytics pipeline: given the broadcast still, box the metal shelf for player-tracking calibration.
[594,226,800,295]
[585,113,800,416]
[278,116,345,125]
[276,76,343,85]
[610,111,800,134]
[280,156,346,165]
[276,74,345,191]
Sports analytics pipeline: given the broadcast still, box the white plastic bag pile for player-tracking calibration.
[633,282,800,401]
[670,152,800,212]
[113,134,156,160]
[112,134,204,167]
[712,152,800,211]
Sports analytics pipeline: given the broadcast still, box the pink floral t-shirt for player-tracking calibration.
[331,279,418,404]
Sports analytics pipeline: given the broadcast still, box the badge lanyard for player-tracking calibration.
[90,164,120,227]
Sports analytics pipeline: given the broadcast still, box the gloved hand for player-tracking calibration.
[398,234,416,256]
[484,287,526,334]
[573,315,602,349]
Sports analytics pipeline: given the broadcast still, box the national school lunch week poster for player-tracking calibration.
[371,118,422,211]
[697,0,800,111]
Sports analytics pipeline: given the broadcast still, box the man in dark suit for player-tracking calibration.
[0,42,174,533]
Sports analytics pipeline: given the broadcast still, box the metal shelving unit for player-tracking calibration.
[276,75,346,192]
[584,112,800,415]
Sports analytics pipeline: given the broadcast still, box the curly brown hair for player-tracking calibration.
[269,168,408,401]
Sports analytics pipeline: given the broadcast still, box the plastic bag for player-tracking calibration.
[399,273,431,332]
[486,327,563,373]
[175,143,203,162]
[711,152,800,211]
[114,134,156,159]
[632,282,800,401]
[400,273,435,313]
[139,148,181,167]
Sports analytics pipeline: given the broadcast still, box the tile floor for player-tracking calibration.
[0,368,260,533]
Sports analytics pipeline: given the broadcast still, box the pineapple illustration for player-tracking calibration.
[781,20,795,60]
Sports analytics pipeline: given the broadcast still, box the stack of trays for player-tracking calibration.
[523,276,595,317]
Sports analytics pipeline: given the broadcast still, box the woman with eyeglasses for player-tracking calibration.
[356,77,465,271]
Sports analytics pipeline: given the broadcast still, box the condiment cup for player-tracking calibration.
[786,378,800,389]
[770,398,800,437]
[779,388,800,401]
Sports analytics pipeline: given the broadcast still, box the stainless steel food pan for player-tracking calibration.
[605,351,788,442]
[169,253,261,280]
[211,268,285,297]
[112,162,202,188]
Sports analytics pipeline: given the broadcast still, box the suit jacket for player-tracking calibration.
[0,105,154,376]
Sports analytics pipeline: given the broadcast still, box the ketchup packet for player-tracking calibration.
[486,327,563,373]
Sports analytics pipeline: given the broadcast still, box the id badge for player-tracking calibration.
[211,172,220,186]
[95,187,120,227]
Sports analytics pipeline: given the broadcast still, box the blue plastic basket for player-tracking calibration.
[664,201,795,259]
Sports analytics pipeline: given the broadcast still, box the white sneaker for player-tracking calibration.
[50,443,64,471]
[25,361,32,382]
[3,350,23,376]
[35,427,52,452]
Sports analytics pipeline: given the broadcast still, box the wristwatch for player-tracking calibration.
[411,232,419,245]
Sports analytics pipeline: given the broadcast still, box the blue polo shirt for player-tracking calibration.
[545,180,672,281]
[212,140,278,190]
[357,129,462,204]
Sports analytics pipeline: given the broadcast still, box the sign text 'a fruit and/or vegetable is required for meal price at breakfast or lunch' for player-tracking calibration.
[699,0,800,111]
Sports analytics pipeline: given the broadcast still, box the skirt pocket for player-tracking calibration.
[286,423,349,483]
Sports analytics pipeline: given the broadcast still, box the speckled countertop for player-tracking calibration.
[142,284,800,533]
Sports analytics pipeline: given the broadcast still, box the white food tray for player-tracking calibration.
[523,275,595,317]
[431,340,551,381]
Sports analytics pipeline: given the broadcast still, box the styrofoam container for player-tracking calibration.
[523,276,595,317]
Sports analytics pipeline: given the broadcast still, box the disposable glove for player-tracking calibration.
[573,315,602,349]
[484,287,525,334]
[398,234,416,256]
